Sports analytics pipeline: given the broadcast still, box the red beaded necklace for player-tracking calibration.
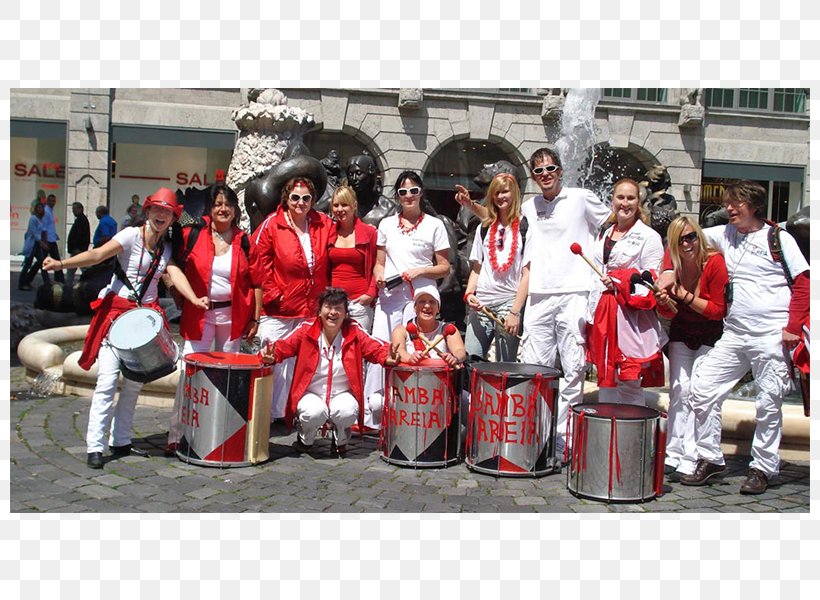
[488,218,519,273]
[397,211,424,235]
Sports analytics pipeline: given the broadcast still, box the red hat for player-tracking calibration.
[144,187,182,218]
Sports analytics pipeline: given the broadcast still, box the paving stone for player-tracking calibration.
[77,484,124,500]
[514,496,547,506]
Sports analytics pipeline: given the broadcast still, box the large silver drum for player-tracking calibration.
[108,307,180,383]
[465,362,561,477]
[381,359,460,467]
[567,402,667,502]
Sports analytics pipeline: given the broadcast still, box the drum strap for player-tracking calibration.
[114,238,165,305]
[465,369,479,452]
[608,417,623,498]
[323,345,335,407]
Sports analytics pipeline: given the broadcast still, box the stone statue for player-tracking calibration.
[678,87,705,128]
[786,205,810,262]
[638,164,679,241]
[345,152,399,226]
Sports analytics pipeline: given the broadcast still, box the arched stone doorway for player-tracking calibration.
[422,138,525,221]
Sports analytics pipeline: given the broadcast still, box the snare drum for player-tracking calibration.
[465,362,561,477]
[381,359,460,467]
[176,352,273,467]
[567,402,667,502]
[108,307,180,383]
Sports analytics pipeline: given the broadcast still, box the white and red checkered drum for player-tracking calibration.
[465,362,561,477]
[381,359,460,467]
[176,352,273,467]
[567,402,668,502]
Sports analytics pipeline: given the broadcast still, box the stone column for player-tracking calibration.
[66,89,112,234]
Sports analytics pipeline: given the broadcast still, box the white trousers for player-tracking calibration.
[519,292,589,452]
[598,379,645,405]
[690,330,791,476]
[87,344,144,453]
[168,307,241,445]
[296,392,358,446]
[664,342,718,475]
[347,300,374,333]
[362,285,413,428]
[257,315,303,419]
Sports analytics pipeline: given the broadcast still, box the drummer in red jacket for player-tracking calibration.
[260,288,400,457]
[253,177,333,422]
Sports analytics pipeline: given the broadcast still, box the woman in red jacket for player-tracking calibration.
[328,185,378,332]
[253,177,334,421]
[261,288,399,457]
[166,184,262,455]
[656,216,728,481]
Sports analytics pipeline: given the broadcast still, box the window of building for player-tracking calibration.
[705,88,808,113]
[636,88,667,102]
[738,88,769,110]
[603,88,632,99]
[771,181,791,223]
[704,88,735,108]
[773,88,807,113]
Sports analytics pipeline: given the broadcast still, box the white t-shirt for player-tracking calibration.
[306,331,350,400]
[705,223,809,336]
[377,213,450,295]
[209,247,232,302]
[469,221,525,306]
[521,187,610,295]
[99,226,171,303]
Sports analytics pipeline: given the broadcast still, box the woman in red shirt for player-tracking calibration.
[253,177,333,420]
[328,185,378,332]
[656,216,728,481]
[260,288,398,457]
[166,184,262,455]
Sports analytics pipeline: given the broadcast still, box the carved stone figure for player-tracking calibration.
[678,87,705,128]
[345,153,399,226]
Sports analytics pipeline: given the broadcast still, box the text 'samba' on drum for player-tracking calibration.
[382,358,460,468]
[176,352,273,468]
[465,362,562,477]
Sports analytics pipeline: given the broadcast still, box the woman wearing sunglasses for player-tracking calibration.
[655,216,728,481]
[253,176,333,421]
[461,173,529,361]
[362,170,450,431]
[588,178,665,406]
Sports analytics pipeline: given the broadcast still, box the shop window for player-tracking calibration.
[771,181,791,223]
[773,88,807,113]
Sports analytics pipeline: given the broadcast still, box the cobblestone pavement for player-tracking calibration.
[10,377,810,514]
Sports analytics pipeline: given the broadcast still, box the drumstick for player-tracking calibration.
[420,323,458,358]
[406,321,445,360]
[480,306,523,340]
[640,270,678,314]
[569,242,605,279]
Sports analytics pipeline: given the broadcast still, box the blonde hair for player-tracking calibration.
[606,178,650,227]
[331,185,358,211]
[482,173,522,228]
[667,215,715,278]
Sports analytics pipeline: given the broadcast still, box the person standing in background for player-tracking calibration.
[93,206,118,248]
[66,202,91,286]
[43,193,65,283]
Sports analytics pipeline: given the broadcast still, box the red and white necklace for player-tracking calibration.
[397,211,424,235]
[488,218,519,273]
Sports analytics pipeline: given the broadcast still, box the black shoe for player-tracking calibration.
[667,471,684,483]
[664,464,676,475]
[679,459,727,486]
[739,468,769,495]
[330,440,347,458]
[110,444,132,457]
[87,452,104,469]
[293,439,313,454]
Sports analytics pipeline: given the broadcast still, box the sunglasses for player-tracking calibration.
[496,226,505,249]
[397,187,421,197]
[289,194,312,204]
[532,164,560,175]
[678,231,699,245]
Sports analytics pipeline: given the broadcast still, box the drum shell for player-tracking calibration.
[381,360,460,467]
[465,362,561,477]
[567,402,659,502]
[176,352,273,467]
[108,307,180,382]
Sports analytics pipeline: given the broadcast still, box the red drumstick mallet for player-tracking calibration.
[569,242,606,279]
[420,323,458,358]
[406,321,440,357]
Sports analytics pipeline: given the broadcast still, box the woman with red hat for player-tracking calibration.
[43,187,208,470]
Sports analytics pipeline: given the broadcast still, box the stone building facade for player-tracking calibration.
[9,87,809,255]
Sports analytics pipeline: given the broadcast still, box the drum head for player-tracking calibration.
[109,307,164,349]
[391,358,449,372]
[184,351,265,370]
[469,361,561,379]
[573,402,659,420]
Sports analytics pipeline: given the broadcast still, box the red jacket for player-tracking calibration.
[179,216,261,341]
[272,317,390,429]
[253,209,332,318]
[328,217,378,301]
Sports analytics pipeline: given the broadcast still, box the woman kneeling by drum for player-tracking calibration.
[43,189,208,469]
[260,288,399,457]
[391,285,467,367]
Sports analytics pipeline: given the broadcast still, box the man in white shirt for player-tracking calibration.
[519,148,611,456]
